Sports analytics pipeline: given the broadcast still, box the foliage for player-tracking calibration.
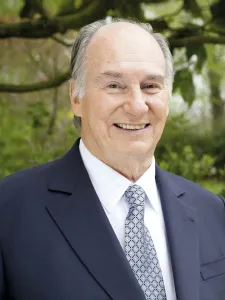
[1,0,225,103]
[200,180,225,196]
[156,114,199,159]
[156,113,225,181]
[0,95,77,179]
[173,69,195,105]
[158,145,215,181]
[0,0,225,195]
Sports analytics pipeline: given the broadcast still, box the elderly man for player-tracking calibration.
[0,18,225,300]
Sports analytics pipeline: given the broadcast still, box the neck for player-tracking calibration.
[97,151,153,182]
[81,138,154,182]
[106,155,153,182]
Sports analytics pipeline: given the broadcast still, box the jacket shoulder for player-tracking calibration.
[164,169,225,208]
[0,160,57,206]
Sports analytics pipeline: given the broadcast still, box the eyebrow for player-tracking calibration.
[95,71,125,82]
[144,74,165,83]
[95,71,165,83]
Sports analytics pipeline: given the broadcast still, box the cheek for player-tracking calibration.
[82,95,113,131]
[89,91,118,121]
[148,94,169,119]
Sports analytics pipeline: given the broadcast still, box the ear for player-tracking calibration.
[70,79,82,117]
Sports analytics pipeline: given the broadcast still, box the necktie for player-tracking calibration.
[124,184,167,300]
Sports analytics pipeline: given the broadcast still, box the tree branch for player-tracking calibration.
[52,35,74,47]
[0,0,106,39]
[170,36,225,47]
[0,71,70,93]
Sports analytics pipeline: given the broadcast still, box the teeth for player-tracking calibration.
[116,124,146,130]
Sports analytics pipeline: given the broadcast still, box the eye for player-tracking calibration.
[107,83,121,89]
[142,84,160,89]
[142,83,161,93]
[105,82,126,93]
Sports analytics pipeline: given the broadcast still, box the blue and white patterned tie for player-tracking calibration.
[124,184,167,300]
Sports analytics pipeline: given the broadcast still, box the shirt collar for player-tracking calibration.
[135,158,161,214]
[79,139,160,214]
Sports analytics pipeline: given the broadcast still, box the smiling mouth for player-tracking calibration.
[114,123,150,130]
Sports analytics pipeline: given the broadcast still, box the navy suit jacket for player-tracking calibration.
[0,139,225,300]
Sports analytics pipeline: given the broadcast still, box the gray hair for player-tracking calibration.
[70,18,174,130]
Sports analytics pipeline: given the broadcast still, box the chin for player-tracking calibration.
[118,143,153,156]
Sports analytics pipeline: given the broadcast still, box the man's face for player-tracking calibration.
[71,23,170,164]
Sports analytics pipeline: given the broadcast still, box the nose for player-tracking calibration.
[123,88,148,117]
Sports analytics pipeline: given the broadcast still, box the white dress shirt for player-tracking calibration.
[79,139,177,300]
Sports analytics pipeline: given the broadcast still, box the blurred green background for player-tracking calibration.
[0,0,225,196]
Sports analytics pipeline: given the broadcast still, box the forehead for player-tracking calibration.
[86,22,166,77]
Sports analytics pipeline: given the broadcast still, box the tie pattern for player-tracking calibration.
[124,184,166,300]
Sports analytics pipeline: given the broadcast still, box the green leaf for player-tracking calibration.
[183,0,202,17]
[186,44,207,72]
[0,0,23,15]
[57,0,75,16]
[174,69,195,105]
[74,0,83,9]
[149,19,169,31]
[143,0,170,3]
[211,0,225,26]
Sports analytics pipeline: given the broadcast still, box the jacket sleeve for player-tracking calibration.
[0,248,5,300]
[218,195,225,208]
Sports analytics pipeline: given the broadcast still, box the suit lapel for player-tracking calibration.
[156,165,200,300]
[45,139,200,300]
[46,140,146,300]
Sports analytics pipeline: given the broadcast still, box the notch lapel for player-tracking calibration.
[46,140,146,300]
[156,165,200,300]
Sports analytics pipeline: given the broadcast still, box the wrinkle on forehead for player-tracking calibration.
[94,67,166,86]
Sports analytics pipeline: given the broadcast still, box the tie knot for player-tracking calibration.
[125,184,146,208]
